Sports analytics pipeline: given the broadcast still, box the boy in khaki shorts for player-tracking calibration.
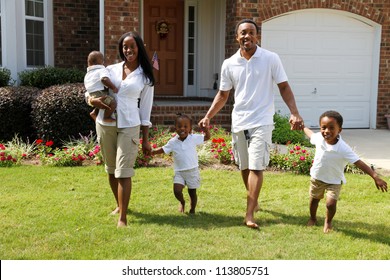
[303,110,387,233]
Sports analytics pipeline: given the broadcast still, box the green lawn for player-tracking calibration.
[0,165,389,260]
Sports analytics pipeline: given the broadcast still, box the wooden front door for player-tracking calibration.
[144,0,184,96]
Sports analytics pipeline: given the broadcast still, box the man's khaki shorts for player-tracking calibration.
[309,178,342,201]
[232,125,274,171]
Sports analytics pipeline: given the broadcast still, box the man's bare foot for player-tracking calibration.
[110,207,120,215]
[307,218,317,226]
[178,202,185,213]
[323,222,332,233]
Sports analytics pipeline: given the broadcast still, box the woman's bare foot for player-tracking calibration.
[111,207,120,215]
[323,222,332,233]
[243,219,259,229]
[307,218,317,226]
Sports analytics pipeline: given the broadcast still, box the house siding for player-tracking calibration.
[225,0,390,128]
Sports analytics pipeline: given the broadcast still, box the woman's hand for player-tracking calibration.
[90,96,111,110]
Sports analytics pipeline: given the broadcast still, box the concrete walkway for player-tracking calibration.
[340,129,390,174]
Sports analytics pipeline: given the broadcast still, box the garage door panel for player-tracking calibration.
[263,10,376,128]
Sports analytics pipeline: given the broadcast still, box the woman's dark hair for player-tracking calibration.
[118,31,155,86]
[235,19,260,35]
[319,110,343,127]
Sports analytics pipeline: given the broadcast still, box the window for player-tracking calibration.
[25,0,44,67]
[187,6,196,86]
[0,1,2,66]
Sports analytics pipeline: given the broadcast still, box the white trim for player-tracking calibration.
[184,0,198,97]
[99,0,104,54]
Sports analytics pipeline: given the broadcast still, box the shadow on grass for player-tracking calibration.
[130,210,244,229]
[262,209,390,246]
[261,209,308,227]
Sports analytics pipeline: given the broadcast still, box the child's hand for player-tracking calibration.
[374,177,388,192]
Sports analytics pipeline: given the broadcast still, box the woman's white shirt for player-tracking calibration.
[94,62,154,128]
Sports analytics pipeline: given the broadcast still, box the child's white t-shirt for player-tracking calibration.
[162,134,205,171]
[310,132,360,184]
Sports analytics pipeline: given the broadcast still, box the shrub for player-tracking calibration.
[0,86,41,142]
[0,143,19,167]
[18,66,85,89]
[272,113,311,146]
[269,144,314,175]
[207,125,234,165]
[31,83,95,145]
[0,68,12,87]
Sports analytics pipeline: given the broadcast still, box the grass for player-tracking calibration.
[0,165,389,260]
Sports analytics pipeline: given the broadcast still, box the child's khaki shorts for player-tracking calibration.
[309,178,342,200]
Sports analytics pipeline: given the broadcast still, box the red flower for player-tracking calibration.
[300,156,306,161]
[36,139,43,144]
[45,140,54,147]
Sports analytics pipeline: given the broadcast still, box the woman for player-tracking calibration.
[88,31,155,227]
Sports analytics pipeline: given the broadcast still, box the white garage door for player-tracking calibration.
[262,9,379,128]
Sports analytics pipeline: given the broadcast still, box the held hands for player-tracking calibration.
[289,113,304,130]
[198,117,210,130]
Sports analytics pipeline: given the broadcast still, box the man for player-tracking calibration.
[198,19,303,229]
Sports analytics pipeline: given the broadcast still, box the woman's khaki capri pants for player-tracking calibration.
[96,122,140,178]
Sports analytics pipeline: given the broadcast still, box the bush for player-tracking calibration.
[272,113,311,146]
[0,68,12,87]
[269,144,314,175]
[31,83,95,145]
[18,66,85,89]
[0,86,41,142]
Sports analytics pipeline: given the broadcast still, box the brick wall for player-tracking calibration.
[53,0,100,70]
[225,0,390,128]
[104,0,140,64]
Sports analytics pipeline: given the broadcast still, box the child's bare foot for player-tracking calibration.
[103,117,116,123]
[178,202,185,213]
[117,221,127,228]
[90,112,97,121]
[307,218,317,226]
[323,222,333,233]
[110,207,120,215]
